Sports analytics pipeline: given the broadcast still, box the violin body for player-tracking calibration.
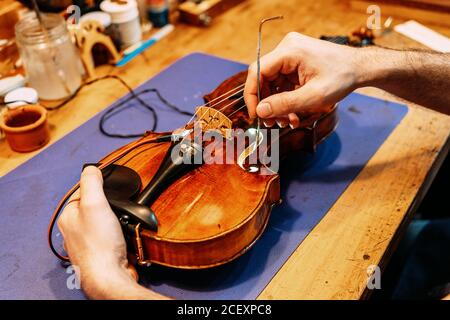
[50,71,338,269]
[98,71,338,269]
[101,131,281,268]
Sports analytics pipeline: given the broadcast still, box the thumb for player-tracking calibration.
[80,166,108,207]
[256,81,324,118]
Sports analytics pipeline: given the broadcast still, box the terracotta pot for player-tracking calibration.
[0,104,50,152]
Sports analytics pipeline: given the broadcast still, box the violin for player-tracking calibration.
[48,70,338,269]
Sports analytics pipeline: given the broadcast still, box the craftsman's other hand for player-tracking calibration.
[244,32,359,128]
[58,167,130,290]
[58,166,167,299]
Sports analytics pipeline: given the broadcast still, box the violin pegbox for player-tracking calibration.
[194,106,233,139]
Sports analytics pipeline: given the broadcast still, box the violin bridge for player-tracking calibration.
[194,106,233,139]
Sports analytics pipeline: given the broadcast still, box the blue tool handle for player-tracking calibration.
[116,39,156,67]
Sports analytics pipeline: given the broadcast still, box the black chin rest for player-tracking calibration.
[83,164,158,231]
[101,164,142,200]
[108,198,158,232]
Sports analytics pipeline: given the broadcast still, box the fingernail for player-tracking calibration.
[263,120,273,128]
[256,102,272,118]
[276,120,287,128]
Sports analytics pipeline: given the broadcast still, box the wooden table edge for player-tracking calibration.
[360,131,450,300]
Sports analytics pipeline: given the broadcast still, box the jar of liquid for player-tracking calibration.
[146,0,169,28]
[100,0,142,49]
[15,13,84,101]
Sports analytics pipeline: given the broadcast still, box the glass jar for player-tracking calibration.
[15,13,84,100]
[100,0,142,49]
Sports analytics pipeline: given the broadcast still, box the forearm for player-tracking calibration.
[355,47,450,115]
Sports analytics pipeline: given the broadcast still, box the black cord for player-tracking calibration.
[99,87,193,138]
[2,75,194,138]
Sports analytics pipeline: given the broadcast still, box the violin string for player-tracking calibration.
[210,96,245,129]
[226,102,247,117]
[216,95,244,114]
[207,83,244,106]
[216,90,244,112]
[185,95,245,136]
[184,85,245,126]
[189,84,244,115]
[209,100,248,137]
[192,95,245,131]
[204,88,248,129]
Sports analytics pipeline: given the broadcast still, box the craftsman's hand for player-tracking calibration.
[58,166,167,300]
[244,32,359,128]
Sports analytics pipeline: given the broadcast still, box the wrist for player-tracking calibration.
[352,47,413,90]
[79,255,137,299]
[78,255,170,300]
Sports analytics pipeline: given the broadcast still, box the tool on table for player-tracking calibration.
[116,24,174,67]
[178,0,246,26]
[0,74,25,96]
[394,20,450,53]
[320,18,393,47]
[71,20,121,78]
[321,27,375,47]
[4,87,39,108]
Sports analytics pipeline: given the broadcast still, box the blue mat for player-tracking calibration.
[0,53,408,299]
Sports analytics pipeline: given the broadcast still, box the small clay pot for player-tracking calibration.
[0,104,50,152]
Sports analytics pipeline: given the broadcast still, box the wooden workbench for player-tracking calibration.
[1,0,449,299]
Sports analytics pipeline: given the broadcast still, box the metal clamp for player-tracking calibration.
[134,223,152,267]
